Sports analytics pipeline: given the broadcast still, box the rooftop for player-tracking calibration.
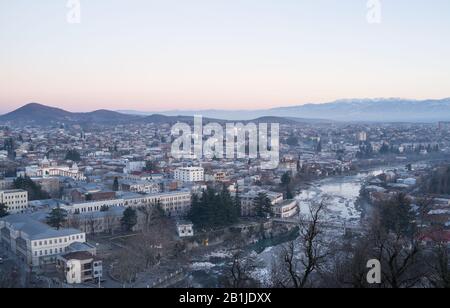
[1,214,84,241]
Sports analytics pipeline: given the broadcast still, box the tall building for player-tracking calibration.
[0,189,28,214]
[174,167,204,182]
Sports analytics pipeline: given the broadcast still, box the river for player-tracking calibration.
[184,166,406,287]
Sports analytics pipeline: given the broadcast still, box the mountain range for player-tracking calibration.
[119,98,450,122]
[1,98,450,126]
[0,103,303,127]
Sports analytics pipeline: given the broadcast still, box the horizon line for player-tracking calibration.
[2,96,450,115]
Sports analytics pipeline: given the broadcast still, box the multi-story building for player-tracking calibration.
[62,190,192,217]
[272,199,299,219]
[240,190,284,217]
[21,158,86,181]
[57,251,103,284]
[0,189,28,214]
[0,214,86,267]
[121,180,161,194]
[174,167,204,183]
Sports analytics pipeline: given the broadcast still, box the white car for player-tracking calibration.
[0,258,3,264]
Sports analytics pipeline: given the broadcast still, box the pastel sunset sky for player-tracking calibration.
[1,0,449,113]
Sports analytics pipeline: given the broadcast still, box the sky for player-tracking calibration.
[0,0,449,113]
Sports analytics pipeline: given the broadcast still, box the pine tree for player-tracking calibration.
[234,184,242,218]
[113,177,119,191]
[46,206,68,230]
[0,203,9,218]
[286,186,294,200]
[121,207,138,232]
[65,149,81,162]
[253,193,272,218]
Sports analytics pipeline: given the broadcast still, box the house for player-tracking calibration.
[177,221,194,238]
[57,251,103,284]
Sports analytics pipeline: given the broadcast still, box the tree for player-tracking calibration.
[121,207,137,232]
[138,202,165,232]
[253,192,272,218]
[379,142,390,155]
[286,186,294,200]
[222,251,259,288]
[112,177,119,192]
[188,186,240,229]
[379,193,416,237]
[129,214,176,269]
[316,139,322,153]
[0,203,9,218]
[13,176,50,201]
[281,172,291,187]
[427,242,450,288]
[271,201,328,288]
[65,149,81,162]
[234,184,242,218]
[144,161,158,172]
[46,206,68,230]
[286,135,299,147]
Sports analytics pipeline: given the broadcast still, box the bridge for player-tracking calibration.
[272,218,368,233]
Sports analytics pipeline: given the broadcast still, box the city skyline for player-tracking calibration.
[1,0,450,113]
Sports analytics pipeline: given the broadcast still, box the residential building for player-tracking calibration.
[177,221,194,238]
[0,214,86,267]
[174,167,204,183]
[272,199,298,218]
[57,251,103,284]
[0,189,28,214]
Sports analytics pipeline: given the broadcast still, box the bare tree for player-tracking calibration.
[427,241,450,288]
[271,201,329,288]
[222,251,259,288]
[111,249,143,287]
[128,213,176,269]
[369,215,424,288]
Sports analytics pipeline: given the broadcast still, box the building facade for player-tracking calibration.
[0,189,29,214]
[174,167,204,182]
[0,214,86,267]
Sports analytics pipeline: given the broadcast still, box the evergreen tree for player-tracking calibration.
[286,186,294,200]
[121,207,138,232]
[316,139,322,153]
[112,177,119,191]
[46,206,68,230]
[13,176,50,201]
[253,192,272,218]
[380,193,416,237]
[65,149,81,162]
[281,172,291,187]
[0,203,9,218]
[188,187,240,230]
[234,184,242,218]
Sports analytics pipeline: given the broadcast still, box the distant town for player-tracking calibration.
[1,103,450,288]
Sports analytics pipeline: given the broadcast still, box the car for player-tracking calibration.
[0,258,4,264]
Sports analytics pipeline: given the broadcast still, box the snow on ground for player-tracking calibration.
[190,262,216,270]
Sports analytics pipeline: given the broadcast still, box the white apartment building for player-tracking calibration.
[174,167,204,183]
[0,189,29,214]
[176,221,194,238]
[0,214,86,267]
[240,190,284,217]
[58,251,103,284]
[272,199,299,219]
[62,190,192,217]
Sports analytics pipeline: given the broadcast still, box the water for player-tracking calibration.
[184,168,396,287]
